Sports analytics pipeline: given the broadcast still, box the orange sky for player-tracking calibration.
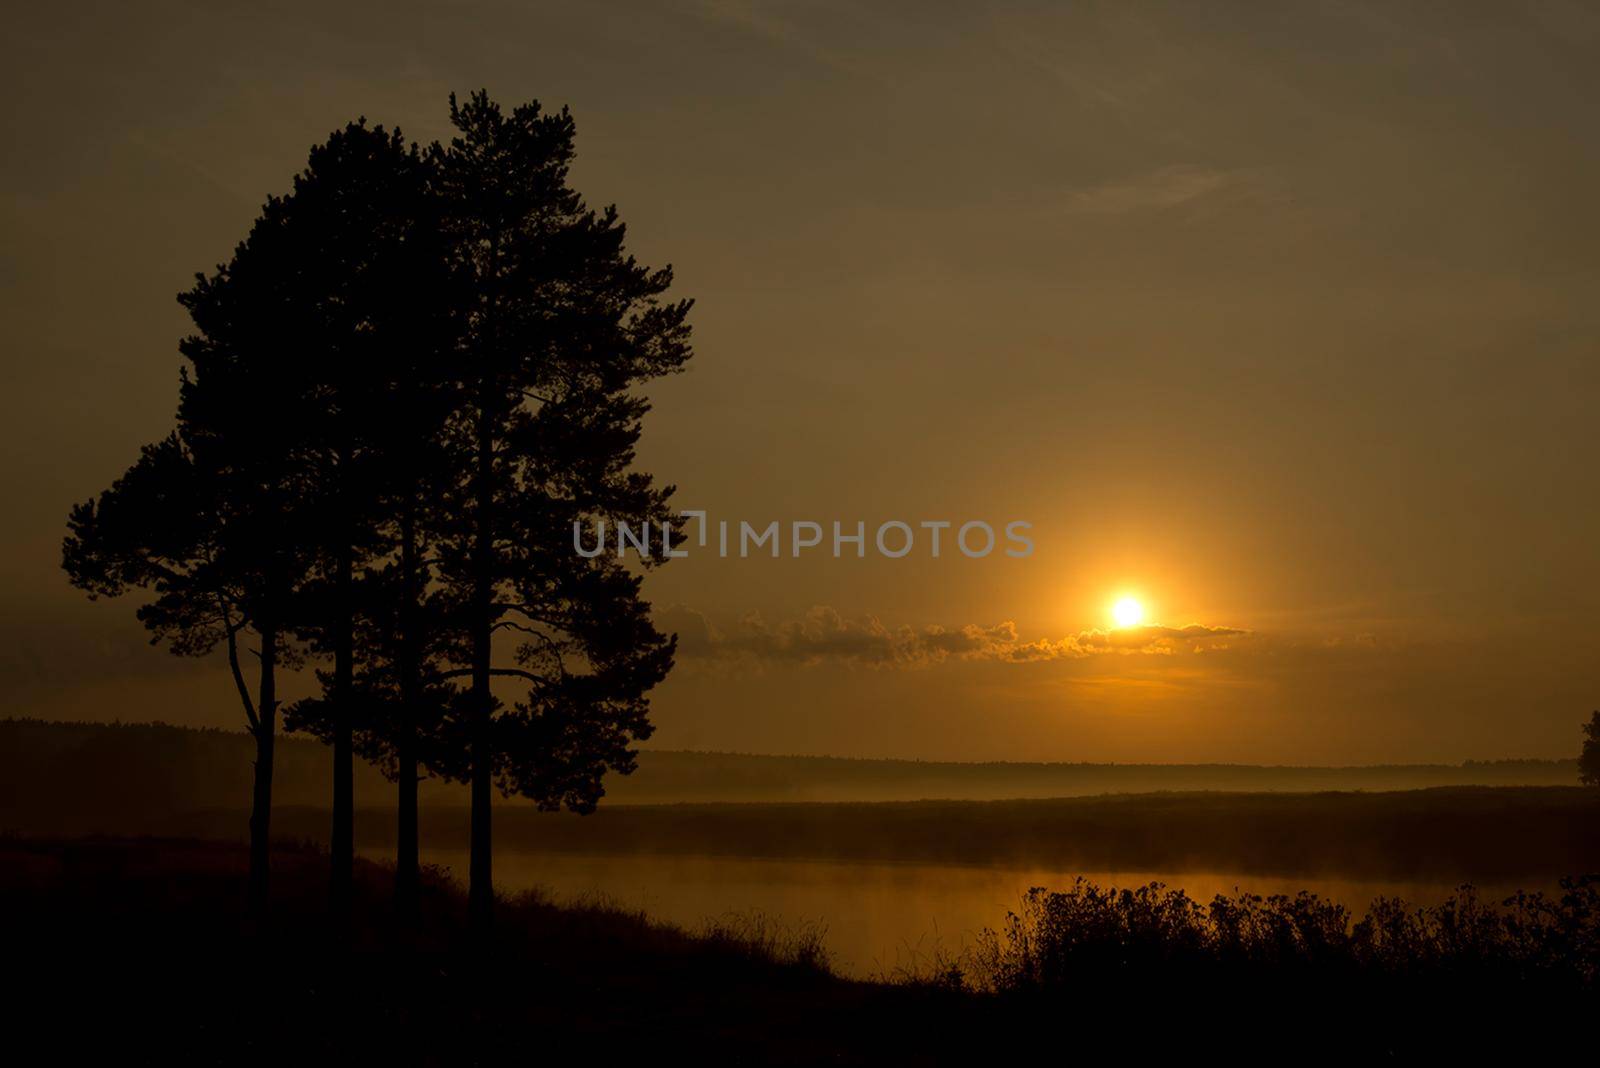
[3,2,1597,762]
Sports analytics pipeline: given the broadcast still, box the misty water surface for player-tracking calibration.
[420,849,1538,977]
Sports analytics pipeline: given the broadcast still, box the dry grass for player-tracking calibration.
[4,834,1597,1061]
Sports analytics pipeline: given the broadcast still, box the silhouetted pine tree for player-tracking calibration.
[66,96,692,937]
[357,172,462,912]
[63,194,318,918]
[432,91,692,933]
[267,121,455,925]
[281,121,463,912]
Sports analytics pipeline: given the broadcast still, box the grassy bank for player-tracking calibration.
[1,835,896,1063]
[2,836,1594,1061]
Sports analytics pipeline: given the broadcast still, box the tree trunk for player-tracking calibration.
[331,450,355,927]
[396,729,419,912]
[247,618,278,924]
[395,493,420,917]
[468,388,494,936]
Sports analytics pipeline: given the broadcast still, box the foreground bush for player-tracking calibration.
[968,876,1600,992]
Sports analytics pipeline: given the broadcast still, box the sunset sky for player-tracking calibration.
[4,2,1597,763]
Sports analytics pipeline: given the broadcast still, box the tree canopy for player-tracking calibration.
[63,92,693,927]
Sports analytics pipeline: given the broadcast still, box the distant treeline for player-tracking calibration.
[611,747,1581,802]
[0,719,387,825]
[0,718,1578,827]
[432,788,1600,882]
[5,719,1597,881]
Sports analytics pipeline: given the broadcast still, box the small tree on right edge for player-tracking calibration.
[1581,711,1600,786]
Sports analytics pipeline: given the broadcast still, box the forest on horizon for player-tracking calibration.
[2,716,1581,813]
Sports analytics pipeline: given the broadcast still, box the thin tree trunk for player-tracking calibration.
[395,725,419,912]
[467,415,492,933]
[395,493,420,917]
[247,618,278,924]
[468,390,494,936]
[331,449,355,927]
[468,233,502,939]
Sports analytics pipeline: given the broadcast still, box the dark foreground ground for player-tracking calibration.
[3,836,1594,1063]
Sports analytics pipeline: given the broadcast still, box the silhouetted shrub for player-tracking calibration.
[969,875,1600,992]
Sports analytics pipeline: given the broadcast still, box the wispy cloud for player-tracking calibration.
[689,1,890,83]
[1061,164,1261,216]
[658,604,1246,670]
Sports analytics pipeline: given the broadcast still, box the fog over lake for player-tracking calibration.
[422,849,1541,977]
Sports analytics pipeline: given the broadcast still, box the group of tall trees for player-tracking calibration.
[61,93,692,932]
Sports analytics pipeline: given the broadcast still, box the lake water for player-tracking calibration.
[420,849,1534,977]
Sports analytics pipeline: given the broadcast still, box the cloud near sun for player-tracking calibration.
[657,605,1246,670]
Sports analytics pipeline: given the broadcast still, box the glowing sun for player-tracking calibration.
[1111,597,1145,628]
